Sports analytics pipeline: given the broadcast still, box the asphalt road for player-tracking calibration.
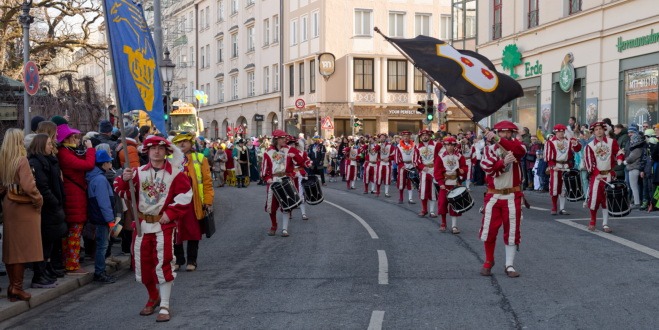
[2,178,659,329]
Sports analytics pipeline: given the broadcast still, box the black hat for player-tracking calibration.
[30,116,45,132]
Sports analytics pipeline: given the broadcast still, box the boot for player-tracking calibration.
[7,264,31,302]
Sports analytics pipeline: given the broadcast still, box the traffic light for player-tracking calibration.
[417,101,427,114]
[293,114,299,125]
[426,100,434,121]
[164,113,169,121]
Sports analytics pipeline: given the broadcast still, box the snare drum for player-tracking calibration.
[407,168,420,189]
[563,169,584,202]
[302,175,324,205]
[447,186,474,214]
[271,177,302,211]
[605,180,630,217]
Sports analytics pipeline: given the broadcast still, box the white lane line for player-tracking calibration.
[530,206,550,211]
[326,201,379,239]
[367,310,385,330]
[561,216,659,221]
[556,219,659,259]
[377,250,389,285]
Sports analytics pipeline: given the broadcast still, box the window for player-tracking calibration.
[231,33,238,57]
[301,16,308,42]
[200,9,205,29]
[273,64,279,91]
[231,0,238,14]
[217,39,224,63]
[623,66,659,128]
[247,26,255,52]
[246,0,254,6]
[493,0,502,40]
[528,0,539,28]
[182,17,187,32]
[263,18,270,45]
[415,14,431,36]
[205,6,210,28]
[218,0,225,22]
[312,11,319,38]
[263,66,270,93]
[247,72,255,96]
[189,12,193,30]
[414,68,428,92]
[189,82,194,100]
[273,15,279,42]
[290,19,297,45]
[299,62,305,95]
[231,75,238,100]
[309,60,316,93]
[206,83,210,96]
[440,15,451,40]
[205,45,210,67]
[569,0,581,14]
[389,12,405,37]
[201,46,206,68]
[218,80,224,102]
[387,59,407,92]
[353,58,374,91]
[190,46,195,66]
[289,65,294,96]
[354,9,372,36]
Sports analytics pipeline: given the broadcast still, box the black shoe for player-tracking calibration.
[31,276,57,288]
[93,272,117,284]
[47,266,65,278]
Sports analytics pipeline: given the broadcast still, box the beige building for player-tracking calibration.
[476,0,659,133]
[284,0,469,138]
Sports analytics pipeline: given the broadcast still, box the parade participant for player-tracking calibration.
[343,139,361,190]
[461,137,473,191]
[376,133,395,197]
[479,121,526,278]
[545,124,582,215]
[395,131,416,204]
[233,139,250,188]
[307,136,327,186]
[434,136,468,233]
[363,136,380,194]
[172,132,214,272]
[289,135,312,221]
[114,136,193,322]
[261,130,306,237]
[584,121,622,233]
[414,130,438,217]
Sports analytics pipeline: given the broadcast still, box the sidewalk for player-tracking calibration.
[0,244,131,323]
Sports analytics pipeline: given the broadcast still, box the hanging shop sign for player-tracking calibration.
[559,53,575,93]
[318,53,336,78]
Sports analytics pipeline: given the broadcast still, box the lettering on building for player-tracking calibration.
[389,109,420,115]
[616,29,659,52]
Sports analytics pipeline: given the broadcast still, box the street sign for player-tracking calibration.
[437,102,448,112]
[321,116,334,130]
[295,98,305,109]
[23,61,39,96]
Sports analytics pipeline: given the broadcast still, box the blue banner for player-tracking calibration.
[103,0,165,134]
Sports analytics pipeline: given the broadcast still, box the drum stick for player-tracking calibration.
[598,177,616,189]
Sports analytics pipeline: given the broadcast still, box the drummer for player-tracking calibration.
[343,138,361,190]
[261,130,307,237]
[414,129,438,218]
[545,124,582,215]
[584,122,622,233]
[434,136,468,233]
[288,135,312,221]
[395,131,416,204]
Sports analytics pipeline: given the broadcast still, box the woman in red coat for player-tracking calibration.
[56,124,95,274]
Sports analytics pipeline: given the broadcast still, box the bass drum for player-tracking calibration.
[447,186,474,214]
[407,168,420,189]
[563,169,584,202]
[271,177,302,211]
[605,180,630,217]
[302,175,324,205]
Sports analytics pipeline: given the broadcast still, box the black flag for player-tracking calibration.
[387,35,523,122]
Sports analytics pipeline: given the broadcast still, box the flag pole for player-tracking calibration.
[373,27,488,134]
[102,0,142,237]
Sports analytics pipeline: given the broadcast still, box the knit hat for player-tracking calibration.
[630,133,644,147]
[50,115,68,126]
[122,125,137,139]
[30,116,45,132]
[99,120,113,134]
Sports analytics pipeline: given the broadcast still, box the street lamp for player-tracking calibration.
[19,0,34,135]
[160,47,176,131]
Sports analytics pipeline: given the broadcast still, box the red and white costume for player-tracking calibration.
[434,137,468,232]
[584,122,622,232]
[376,135,395,196]
[363,143,380,193]
[113,136,192,316]
[414,130,438,216]
[544,124,582,214]
[290,137,313,220]
[395,134,416,203]
[478,121,526,278]
[343,144,361,189]
[462,141,473,189]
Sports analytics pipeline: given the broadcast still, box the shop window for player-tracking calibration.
[387,59,407,92]
[624,66,658,127]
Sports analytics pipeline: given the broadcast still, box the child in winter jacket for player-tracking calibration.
[86,150,117,284]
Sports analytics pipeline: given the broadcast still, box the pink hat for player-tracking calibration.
[56,124,80,143]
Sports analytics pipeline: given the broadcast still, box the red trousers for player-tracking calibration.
[479,192,522,245]
[437,185,461,216]
[132,227,176,285]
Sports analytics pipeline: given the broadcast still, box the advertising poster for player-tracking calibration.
[586,97,598,126]
[541,103,551,133]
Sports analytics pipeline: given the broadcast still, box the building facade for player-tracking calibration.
[476,0,659,133]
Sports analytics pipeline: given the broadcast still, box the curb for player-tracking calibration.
[0,255,131,323]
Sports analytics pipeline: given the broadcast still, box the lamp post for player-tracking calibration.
[19,0,34,135]
[160,48,176,131]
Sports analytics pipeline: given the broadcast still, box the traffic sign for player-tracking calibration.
[437,102,448,112]
[295,98,305,109]
[321,116,334,130]
[23,61,40,96]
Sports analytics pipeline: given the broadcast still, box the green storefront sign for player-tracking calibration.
[502,44,543,79]
[616,29,659,53]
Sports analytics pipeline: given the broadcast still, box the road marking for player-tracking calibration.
[556,219,659,259]
[377,250,388,285]
[529,206,550,211]
[326,201,379,239]
[561,216,659,221]
[367,310,385,330]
